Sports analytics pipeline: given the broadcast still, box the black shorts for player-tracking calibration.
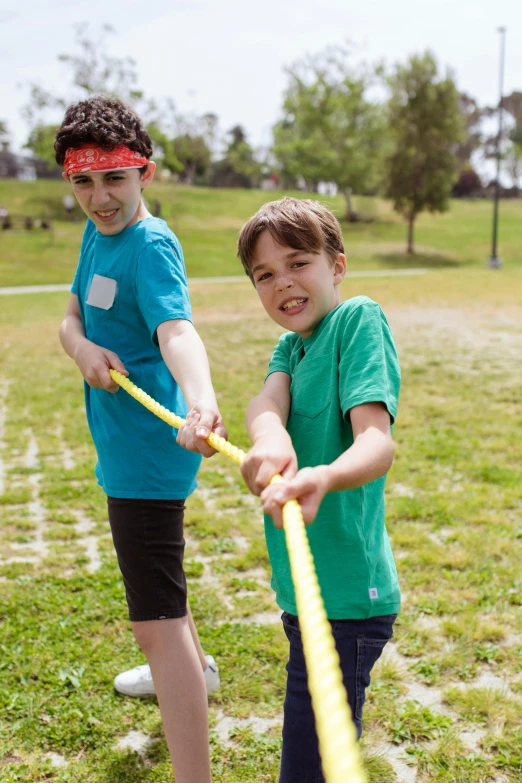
[107,497,188,622]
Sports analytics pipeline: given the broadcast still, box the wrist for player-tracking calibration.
[188,395,218,412]
[72,336,90,364]
[316,464,334,495]
[252,425,289,445]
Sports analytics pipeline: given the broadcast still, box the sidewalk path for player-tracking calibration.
[0,269,427,297]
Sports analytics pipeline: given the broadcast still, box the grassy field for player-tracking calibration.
[0,180,521,287]
[0,185,521,782]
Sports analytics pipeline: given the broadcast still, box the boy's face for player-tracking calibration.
[251,230,346,337]
[66,164,155,235]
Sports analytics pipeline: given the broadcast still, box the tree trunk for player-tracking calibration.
[407,212,415,254]
[343,188,358,222]
[183,163,197,185]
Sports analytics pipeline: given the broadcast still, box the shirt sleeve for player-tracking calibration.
[339,301,401,424]
[266,333,293,379]
[135,237,192,344]
[71,220,95,295]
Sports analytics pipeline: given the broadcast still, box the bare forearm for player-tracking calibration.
[159,326,217,409]
[246,395,289,443]
[59,314,89,362]
[322,429,395,493]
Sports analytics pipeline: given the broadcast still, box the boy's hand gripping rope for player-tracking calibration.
[109,369,367,783]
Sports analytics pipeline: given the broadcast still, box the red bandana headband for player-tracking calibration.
[64,144,149,178]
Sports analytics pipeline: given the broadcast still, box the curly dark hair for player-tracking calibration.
[54,96,152,165]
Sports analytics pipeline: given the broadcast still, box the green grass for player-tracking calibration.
[0,192,521,780]
[0,179,521,286]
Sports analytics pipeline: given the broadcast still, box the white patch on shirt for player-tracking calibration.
[369,587,379,600]
[87,274,117,310]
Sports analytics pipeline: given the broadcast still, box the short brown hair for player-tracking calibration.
[54,96,152,165]
[237,197,344,282]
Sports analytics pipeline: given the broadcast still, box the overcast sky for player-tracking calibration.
[1,0,521,154]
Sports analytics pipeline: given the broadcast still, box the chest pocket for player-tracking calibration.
[85,271,121,320]
[291,355,332,419]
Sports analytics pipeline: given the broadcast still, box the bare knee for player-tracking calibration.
[131,617,186,657]
[132,620,162,655]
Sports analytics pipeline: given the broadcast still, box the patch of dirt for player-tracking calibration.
[213,709,282,745]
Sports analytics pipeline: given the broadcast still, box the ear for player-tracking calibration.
[333,253,346,286]
[140,161,156,190]
[61,171,69,181]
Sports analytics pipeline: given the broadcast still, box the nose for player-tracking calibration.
[91,181,111,207]
[275,273,294,292]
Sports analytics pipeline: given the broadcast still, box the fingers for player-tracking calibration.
[260,483,286,528]
[214,422,228,440]
[85,352,127,393]
[195,408,214,440]
[280,457,298,481]
[240,449,297,497]
[260,468,323,527]
[108,352,128,376]
[106,352,127,391]
[176,411,218,457]
[86,362,117,392]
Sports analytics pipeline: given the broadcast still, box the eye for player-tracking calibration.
[73,178,89,185]
[291,261,307,268]
[256,272,272,282]
[108,175,125,181]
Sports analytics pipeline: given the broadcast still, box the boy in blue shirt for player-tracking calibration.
[237,198,401,782]
[57,96,220,783]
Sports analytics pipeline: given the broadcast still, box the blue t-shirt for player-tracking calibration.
[71,217,202,499]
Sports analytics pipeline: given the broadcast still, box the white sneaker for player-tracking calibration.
[203,654,220,693]
[114,654,220,697]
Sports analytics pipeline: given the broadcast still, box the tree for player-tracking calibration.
[482,91,522,190]
[0,121,21,178]
[172,134,211,184]
[0,120,9,145]
[24,124,60,168]
[211,125,262,188]
[502,92,522,189]
[454,93,484,172]
[273,46,387,220]
[146,107,217,182]
[21,22,146,169]
[146,122,183,176]
[452,166,482,198]
[385,52,463,253]
[57,23,143,105]
[22,24,143,129]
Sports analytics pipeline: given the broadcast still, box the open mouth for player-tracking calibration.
[280,298,308,314]
[95,209,119,222]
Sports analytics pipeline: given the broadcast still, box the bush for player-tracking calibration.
[452,168,483,198]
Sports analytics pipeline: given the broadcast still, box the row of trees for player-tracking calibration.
[2,26,522,253]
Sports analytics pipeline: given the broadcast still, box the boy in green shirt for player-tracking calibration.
[237,197,401,782]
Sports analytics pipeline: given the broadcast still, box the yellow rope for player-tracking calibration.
[110,369,367,783]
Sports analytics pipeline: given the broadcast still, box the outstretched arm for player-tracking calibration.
[261,402,394,527]
[240,372,297,496]
[157,318,226,457]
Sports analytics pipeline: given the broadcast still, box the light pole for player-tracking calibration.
[488,26,507,269]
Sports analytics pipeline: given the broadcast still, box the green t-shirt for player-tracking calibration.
[265,296,401,619]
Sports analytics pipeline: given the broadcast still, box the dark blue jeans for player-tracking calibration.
[279,612,397,783]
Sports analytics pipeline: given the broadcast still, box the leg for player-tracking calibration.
[113,600,218,696]
[279,613,323,783]
[107,497,212,780]
[187,601,208,670]
[279,613,397,783]
[132,617,211,783]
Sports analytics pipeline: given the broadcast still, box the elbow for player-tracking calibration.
[383,437,395,475]
[58,319,66,346]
